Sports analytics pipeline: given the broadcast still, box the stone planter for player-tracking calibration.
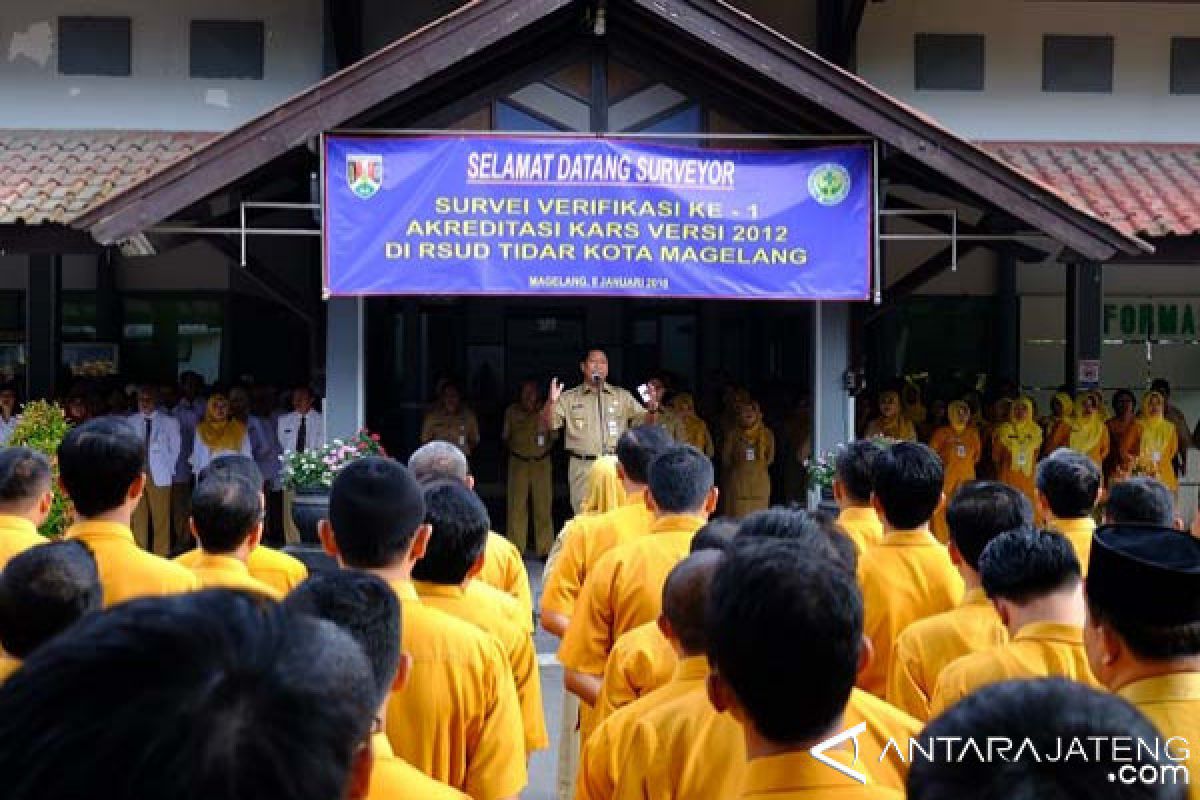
[290,488,330,545]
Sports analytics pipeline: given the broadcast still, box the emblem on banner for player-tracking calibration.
[347,154,383,199]
[808,163,851,206]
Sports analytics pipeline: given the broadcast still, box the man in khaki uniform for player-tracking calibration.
[421,382,481,457]
[503,381,557,557]
[647,377,685,442]
[542,349,661,512]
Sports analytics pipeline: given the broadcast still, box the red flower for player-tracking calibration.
[370,433,381,442]
[357,442,368,450]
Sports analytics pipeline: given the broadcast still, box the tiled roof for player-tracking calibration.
[0,130,216,226]
[983,142,1200,239]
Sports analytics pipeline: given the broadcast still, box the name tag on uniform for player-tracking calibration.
[955,445,967,458]
[745,447,756,462]
[1153,451,1162,464]
[608,420,619,437]
[458,435,466,446]
[537,434,546,448]
[1016,453,1028,467]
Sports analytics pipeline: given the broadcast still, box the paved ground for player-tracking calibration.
[527,557,563,800]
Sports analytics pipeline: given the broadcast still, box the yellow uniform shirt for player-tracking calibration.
[370,731,469,800]
[420,408,481,455]
[66,520,199,607]
[467,577,532,634]
[857,530,964,696]
[1048,517,1095,576]
[559,514,705,677]
[616,687,919,799]
[577,656,708,800]
[740,751,903,799]
[595,620,678,724]
[1118,672,1200,800]
[181,552,283,599]
[931,621,1099,715]
[539,497,653,619]
[0,655,20,684]
[384,580,527,800]
[886,588,1008,721]
[176,545,308,596]
[479,531,533,620]
[0,515,44,570]
[836,507,883,555]
[414,581,549,755]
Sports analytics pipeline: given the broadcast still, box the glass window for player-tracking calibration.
[1171,38,1200,95]
[1043,35,1113,93]
[636,104,702,135]
[914,34,985,91]
[58,16,131,76]
[121,297,224,383]
[190,20,265,80]
[62,295,97,341]
[495,100,564,132]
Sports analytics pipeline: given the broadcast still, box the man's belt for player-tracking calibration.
[510,451,551,462]
[568,450,613,461]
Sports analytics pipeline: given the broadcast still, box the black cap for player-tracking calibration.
[330,457,426,545]
[1087,524,1200,626]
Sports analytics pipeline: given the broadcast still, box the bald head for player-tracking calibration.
[408,441,469,485]
[662,550,725,656]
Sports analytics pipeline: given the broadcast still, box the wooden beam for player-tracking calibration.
[866,243,985,323]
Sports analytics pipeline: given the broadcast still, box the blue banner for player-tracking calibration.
[323,135,872,300]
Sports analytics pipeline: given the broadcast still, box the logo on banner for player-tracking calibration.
[347,154,383,199]
[808,163,851,206]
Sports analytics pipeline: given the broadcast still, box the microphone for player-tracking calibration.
[591,371,601,385]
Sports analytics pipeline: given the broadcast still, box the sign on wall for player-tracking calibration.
[1103,298,1200,341]
[322,135,873,300]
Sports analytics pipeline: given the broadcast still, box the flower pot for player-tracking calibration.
[290,489,330,545]
[817,486,840,516]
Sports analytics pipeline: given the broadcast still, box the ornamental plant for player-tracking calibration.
[281,429,386,491]
[8,400,73,537]
[805,435,901,491]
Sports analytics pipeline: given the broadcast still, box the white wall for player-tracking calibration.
[0,0,322,131]
[858,0,1200,142]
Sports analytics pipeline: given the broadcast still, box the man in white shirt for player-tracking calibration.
[129,385,182,556]
[170,371,206,553]
[278,385,325,543]
[0,385,20,446]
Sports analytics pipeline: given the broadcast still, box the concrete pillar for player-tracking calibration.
[1064,261,1103,392]
[812,301,853,457]
[325,296,365,439]
[27,254,61,400]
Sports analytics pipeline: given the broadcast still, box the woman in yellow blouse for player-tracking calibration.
[1138,390,1180,492]
[993,397,1043,518]
[865,390,917,441]
[1069,391,1111,474]
[929,401,982,543]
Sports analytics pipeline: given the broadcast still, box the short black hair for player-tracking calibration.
[690,518,737,554]
[980,528,1081,604]
[203,454,264,488]
[662,550,724,655]
[871,442,944,530]
[1106,478,1175,527]
[0,590,376,800]
[908,679,1186,800]
[1036,449,1101,519]
[1151,378,1172,398]
[0,448,52,509]
[285,571,401,708]
[736,508,858,574]
[835,440,882,503]
[57,418,144,517]
[330,457,427,569]
[412,481,490,585]
[0,541,101,658]
[190,474,262,554]
[1112,388,1136,410]
[615,425,673,485]
[946,481,1035,570]
[708,538,862,744]
[647,445,714,513]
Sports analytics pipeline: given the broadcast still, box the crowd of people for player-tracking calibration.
[0,352,1197,798]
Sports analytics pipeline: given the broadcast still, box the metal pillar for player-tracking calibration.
[26,254,61,400]
[1064,260,1103,392]
[325,296,366,438]
[812,301,853,457]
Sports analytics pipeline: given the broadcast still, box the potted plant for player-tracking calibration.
[805,446,841,515]
[8,400,73,537]
[281,429,385,544]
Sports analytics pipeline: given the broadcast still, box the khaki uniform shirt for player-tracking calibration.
[421,408,481,455]
[551,383,646,457]
[503,404,555,459]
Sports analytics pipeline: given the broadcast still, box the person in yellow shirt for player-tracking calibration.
[180,474,282,599]
[58,418,200,607]
[670,393,714,457]
[0,447,54,569]
[420,381,481,457]
[502,380,557,557]
[319,456,526,800]
[865,389,917,442]
[858,443,964,696]
[721,399,774,518]
[928,402,982,544]
[409,442,534,621]
[1042,391,1075,456]
[577,550,725,800]
[0,541,102,683]
[175,454,309,596]
[1070,390,1111,473]
[285,570,469,800]
[1086,523,1200,800]
[706,538,902,799]
[614,511,920,800]
[559,444,717,707]
[593,519,735,725]
[833,440,885,555]
[1036,448,1102,572]
[887,481,1031,720]
[414,480,548,757]
[540,425,672,638]
[991,396,1043,518]
[1140,390,1182,492]
[0,589,379,800]
[931,528,1097,714]
[909,679,1184,800]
